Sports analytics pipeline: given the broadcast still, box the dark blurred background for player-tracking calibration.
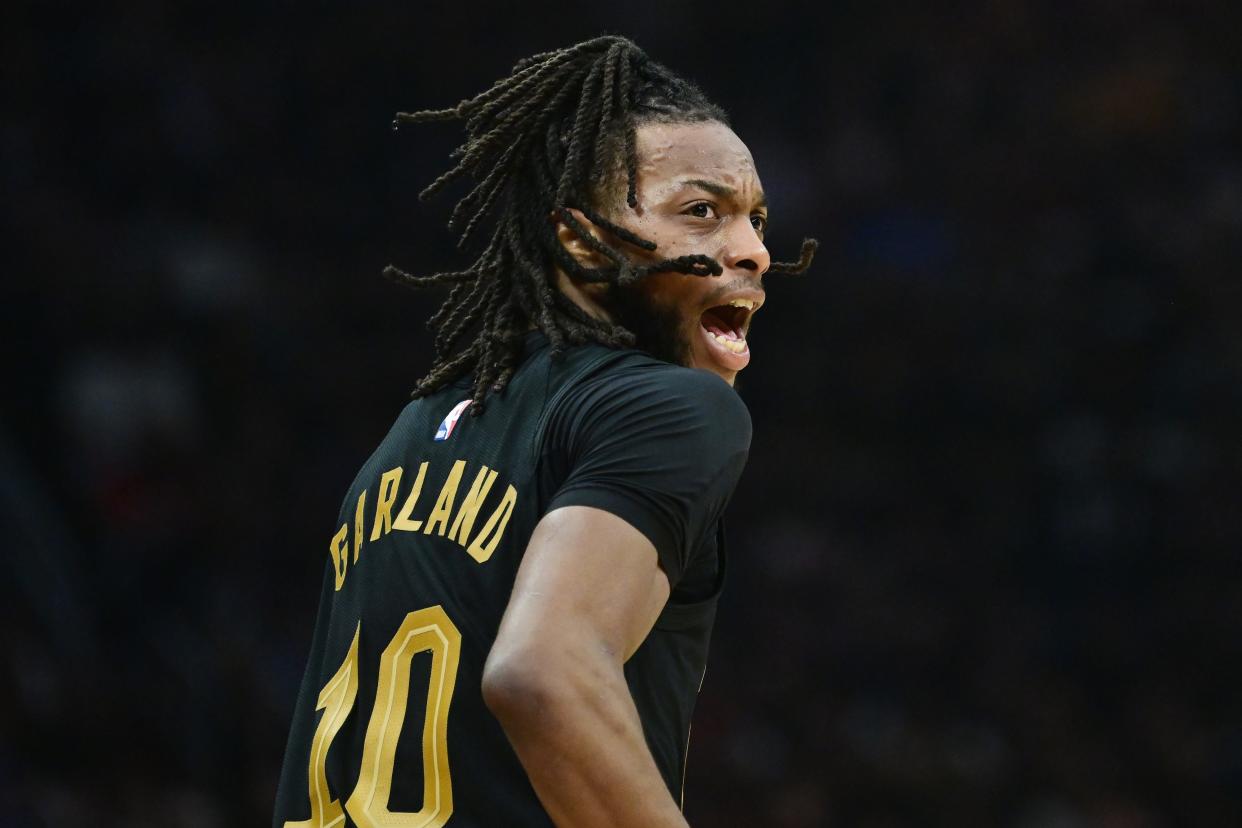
[4,1,1240,825]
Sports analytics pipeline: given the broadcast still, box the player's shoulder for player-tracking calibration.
[592,351,748,412]
[556,345,752,446]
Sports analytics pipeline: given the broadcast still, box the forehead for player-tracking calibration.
[634,121,761,195]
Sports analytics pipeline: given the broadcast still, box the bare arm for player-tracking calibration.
[481,505,688,827]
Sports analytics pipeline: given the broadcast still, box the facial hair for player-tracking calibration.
[597,280,693,368]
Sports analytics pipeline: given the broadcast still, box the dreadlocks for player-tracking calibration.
[386,35,817,414]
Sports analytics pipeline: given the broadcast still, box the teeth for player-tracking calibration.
[712,332,748,354]
[727,298,755,310]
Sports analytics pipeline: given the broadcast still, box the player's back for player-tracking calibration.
[273,331,599,828]
[273,329,749,827]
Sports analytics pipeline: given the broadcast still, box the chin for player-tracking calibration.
[687,342,739,386]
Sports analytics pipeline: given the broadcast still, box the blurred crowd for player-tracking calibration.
[3,1,1239,826]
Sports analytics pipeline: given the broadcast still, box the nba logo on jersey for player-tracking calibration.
[434,399,472,441]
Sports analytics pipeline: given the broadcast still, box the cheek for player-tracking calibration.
[632,216,701,257]
[634,225,678,258]
[639,272,698,315]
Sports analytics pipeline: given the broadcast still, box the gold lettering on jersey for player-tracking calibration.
[392,461,429,531]
[353,489,367,564]
[328,458,518,582]
[423,459,466,537]
[466,484,517,563]
[369,467,403,541]
[448,466,498,544]
[330,523,349,591]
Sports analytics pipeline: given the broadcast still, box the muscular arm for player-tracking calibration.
[481,505,688,828]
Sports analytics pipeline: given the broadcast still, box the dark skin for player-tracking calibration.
[556,119,771,386]
[482,120,768,827]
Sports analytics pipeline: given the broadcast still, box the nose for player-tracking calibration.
[722,216,771,275]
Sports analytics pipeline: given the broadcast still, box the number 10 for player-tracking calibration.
[285,605,463,828]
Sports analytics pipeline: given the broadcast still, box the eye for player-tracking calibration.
[684,201,718,220]
[751,214,768,234]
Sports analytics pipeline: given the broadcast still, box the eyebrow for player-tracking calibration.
[678,178,768,210]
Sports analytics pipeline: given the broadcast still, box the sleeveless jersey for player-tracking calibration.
[273,330,752,827]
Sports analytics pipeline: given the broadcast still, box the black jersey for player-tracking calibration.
[273,330,751,828]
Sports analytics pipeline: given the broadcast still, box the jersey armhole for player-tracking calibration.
[655,519,729,631]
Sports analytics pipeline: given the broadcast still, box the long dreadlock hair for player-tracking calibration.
[387,35,817,415]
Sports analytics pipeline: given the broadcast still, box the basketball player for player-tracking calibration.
[273,35,815,828]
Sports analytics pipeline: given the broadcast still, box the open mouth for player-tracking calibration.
[699,299,756,369]
[700,299,754,351]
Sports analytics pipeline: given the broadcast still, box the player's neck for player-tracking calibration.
[553,267,615,325]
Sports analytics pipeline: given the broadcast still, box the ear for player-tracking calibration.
[552,207,610,269]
